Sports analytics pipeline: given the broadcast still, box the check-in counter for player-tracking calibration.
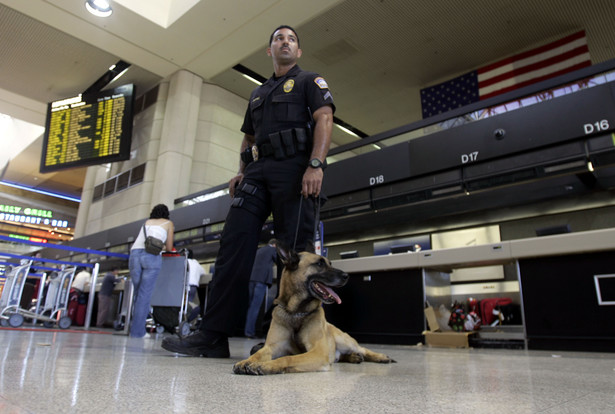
[330,228,615,352]
[82,277,129,329]
[324,258,425,345]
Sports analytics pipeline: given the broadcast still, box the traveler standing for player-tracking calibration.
[244,239,277,338]
[129,204,174,338]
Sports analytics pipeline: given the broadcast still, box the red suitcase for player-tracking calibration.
[75,303,87,326]
[480,297,512,325]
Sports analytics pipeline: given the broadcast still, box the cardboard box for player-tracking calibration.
[423,306,475,348]
[423,331,474,348]
[424,306,441,331]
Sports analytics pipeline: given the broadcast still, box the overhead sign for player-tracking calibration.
[0,204,70,228]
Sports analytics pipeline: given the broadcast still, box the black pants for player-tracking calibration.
[201,155,316,336]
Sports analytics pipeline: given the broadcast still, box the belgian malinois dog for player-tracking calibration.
[233,246,395,375]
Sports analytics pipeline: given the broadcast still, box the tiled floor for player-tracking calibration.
[0,328,613,413]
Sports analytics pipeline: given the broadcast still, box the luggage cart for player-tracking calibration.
[0,263,76,329]
[36,266,77,329]
[0,261,32,327]
[149,251,191,337]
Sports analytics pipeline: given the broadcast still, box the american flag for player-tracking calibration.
[421,30,591,118]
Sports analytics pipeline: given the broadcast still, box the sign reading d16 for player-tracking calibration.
[583,119,610,135]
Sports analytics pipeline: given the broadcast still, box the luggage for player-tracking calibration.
[75,303,87,326]
[66,289,87,326]
[480,297,513,325]
[152,306,181,332]
[498,303,522,325]
[66,289,80,325]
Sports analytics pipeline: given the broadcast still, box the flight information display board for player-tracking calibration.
[40,84,134,173]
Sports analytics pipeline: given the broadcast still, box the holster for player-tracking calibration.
[240,147,254,165]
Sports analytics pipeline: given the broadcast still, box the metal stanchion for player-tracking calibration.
[83,263,99,329]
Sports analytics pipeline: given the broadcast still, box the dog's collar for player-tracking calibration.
[276,304,318,319]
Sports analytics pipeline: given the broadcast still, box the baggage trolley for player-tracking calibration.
[35,266,77,329]
[149,251,192,337]
[0,261,32,327]
[0,263,76,329]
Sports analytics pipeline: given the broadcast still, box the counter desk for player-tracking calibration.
[329,228,615,352]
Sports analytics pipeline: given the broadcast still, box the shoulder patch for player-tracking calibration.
[314,77,329,89]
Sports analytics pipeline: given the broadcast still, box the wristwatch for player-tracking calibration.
[308,158,323,169]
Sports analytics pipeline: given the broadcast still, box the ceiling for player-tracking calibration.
[3,0,615,201]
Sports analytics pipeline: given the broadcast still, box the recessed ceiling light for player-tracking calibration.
[85,0,113,18]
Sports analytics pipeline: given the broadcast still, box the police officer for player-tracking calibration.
[162,25,335,358]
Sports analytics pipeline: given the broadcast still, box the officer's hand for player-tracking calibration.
[302,168,323,198]
[229,173,244,198]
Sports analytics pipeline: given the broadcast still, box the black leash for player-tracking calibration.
[292,196,302,251]
[292,195,321,252]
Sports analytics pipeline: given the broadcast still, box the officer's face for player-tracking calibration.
[267,28,302,64]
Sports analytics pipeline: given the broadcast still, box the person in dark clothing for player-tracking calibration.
[96,267,120,327]
[244,239,277,338]
[161,25,334,358]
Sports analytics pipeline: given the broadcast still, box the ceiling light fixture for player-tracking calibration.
[85,0,113,18]
[241,74,263,86]
[335,123,360,138]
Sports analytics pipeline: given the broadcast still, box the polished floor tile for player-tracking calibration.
[0,329,613,413]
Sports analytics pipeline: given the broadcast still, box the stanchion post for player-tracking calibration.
[84,263,99,329]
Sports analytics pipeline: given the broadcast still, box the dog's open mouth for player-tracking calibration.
[311,281,342,305]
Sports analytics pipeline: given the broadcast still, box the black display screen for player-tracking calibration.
[40,84,134,173]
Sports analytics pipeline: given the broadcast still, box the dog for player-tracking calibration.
[233,245,395,375]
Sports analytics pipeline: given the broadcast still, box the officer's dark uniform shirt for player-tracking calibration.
[241,64,335,144]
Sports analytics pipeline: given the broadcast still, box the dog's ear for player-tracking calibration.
[276,243,300,271]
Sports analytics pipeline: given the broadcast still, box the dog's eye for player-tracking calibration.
[317,259,326,267]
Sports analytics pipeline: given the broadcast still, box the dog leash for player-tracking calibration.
[292,195,321,251]
[292,197,302,251]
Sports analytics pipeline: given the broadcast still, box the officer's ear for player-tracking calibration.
[297,48,302,59]
[266,47,272,57]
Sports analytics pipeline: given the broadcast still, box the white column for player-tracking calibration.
[153,70,203,209]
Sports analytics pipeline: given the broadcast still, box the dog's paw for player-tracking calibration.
[379,355,396,364]
[338,352,365,364]
[233,361,268,375]
[232,361,251,375]
[363,351,396,364]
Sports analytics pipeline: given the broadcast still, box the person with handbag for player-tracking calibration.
[128,203,175,338]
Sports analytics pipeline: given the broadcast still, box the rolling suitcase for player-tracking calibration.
[480,297,512,325]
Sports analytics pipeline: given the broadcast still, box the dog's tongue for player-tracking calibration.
[320,283,342,304]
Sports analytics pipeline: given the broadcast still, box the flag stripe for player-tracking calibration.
[478,30,587,77]
[479,52,591,97]
[478,43,589,87]
[479,61,591,100]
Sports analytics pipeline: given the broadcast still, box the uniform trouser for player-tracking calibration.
[201,155,316,337]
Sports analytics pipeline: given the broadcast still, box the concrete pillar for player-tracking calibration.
[153,70,202,209]
[73,166,99,238]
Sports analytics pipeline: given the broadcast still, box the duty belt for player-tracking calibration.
[248,127,310,162]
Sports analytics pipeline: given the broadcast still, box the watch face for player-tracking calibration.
[310,159,322,168]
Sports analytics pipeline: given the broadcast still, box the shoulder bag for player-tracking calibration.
[143,224,164,255]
